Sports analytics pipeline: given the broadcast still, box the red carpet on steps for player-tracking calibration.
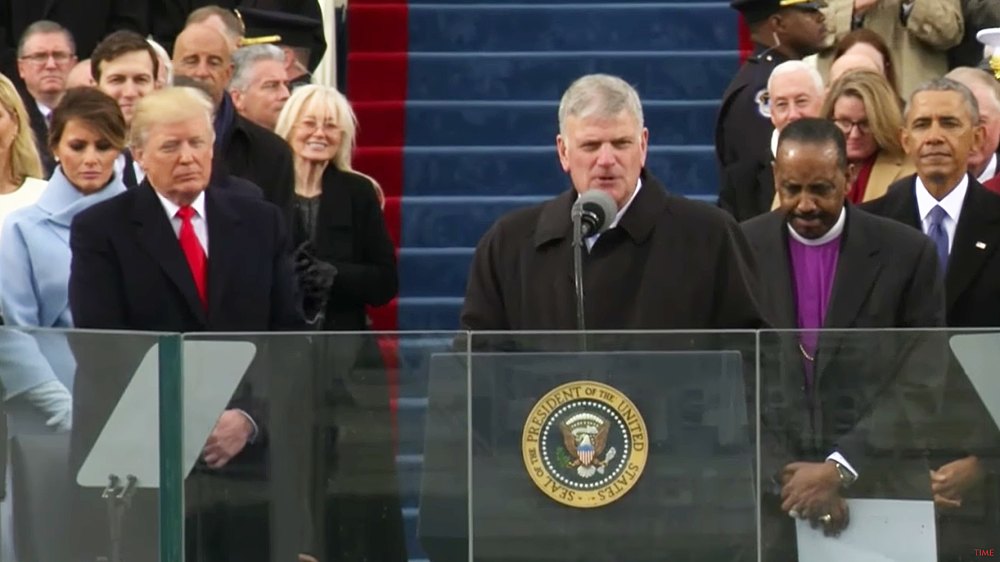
[347,0,408,418]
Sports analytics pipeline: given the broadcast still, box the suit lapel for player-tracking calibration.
[946,182,1000,311]
[816,209,881,379]
[761,215,798,329]
[205,189,242,322]
[132,183,207,324]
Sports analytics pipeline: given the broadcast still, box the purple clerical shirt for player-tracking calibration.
[788,234,840,385]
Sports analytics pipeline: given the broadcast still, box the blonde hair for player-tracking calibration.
[274,85,384,207]
[823,69,904,158]
[0,74,43,184]
[129,86,215,149]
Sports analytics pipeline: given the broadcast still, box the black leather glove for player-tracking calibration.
[293,241,337,325]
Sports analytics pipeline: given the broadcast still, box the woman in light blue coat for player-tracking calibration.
[0,87,128,429]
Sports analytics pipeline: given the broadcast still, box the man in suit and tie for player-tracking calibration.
[863,77,1000,561]
[743,118,946,559]
[67,86,306,561]
[91,30,160,190]
[14,20,75,177]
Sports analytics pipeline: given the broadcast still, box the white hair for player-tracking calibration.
[767,60,824,96]
[558,74,644,135]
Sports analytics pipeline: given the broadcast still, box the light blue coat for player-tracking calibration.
[0,167,126,394]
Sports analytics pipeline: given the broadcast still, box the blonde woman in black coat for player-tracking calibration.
[274,84,405,562]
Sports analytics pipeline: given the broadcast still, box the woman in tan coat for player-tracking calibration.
[818,0,962,98]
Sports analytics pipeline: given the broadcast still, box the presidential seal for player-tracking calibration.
[522,381,648,508]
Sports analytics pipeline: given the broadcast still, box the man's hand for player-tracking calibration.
[853,0,880,17]
[202,410,253,468]
[780,461,842,518]
[930,456,984,510]
[810,497,850,537]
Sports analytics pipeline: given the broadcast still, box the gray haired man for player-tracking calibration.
[460,73,764,332]
[228,44,290,130]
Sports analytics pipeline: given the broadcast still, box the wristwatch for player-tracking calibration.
[830,459,857,489]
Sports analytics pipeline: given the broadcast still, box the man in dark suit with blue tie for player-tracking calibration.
[67,86,306,562]
[863,77,1000,560]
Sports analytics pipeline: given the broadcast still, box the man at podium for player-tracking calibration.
[461,73,765,333]
[67,86,306,562]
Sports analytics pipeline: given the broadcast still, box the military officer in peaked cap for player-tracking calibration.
[716,0,827,221]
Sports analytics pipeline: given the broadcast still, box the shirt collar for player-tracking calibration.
[786,206,846,246]
[771,128,779,157]
[36,101,52,120]
[155,189,207,221]
[915,173,968,223]
[977,153,998,183]
[605,177,643,231]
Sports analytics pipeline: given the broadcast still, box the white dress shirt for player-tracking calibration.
[114,152,146,185]
[35,102,52,126]
[915,174,968,255]
[584,178,643,251]
[154,190,208,256]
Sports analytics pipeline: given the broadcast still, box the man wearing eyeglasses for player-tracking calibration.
[15,21,76,178]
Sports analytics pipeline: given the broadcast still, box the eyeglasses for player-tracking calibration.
[833,118,871,135]
[296,120,340,135]
[19,51,74,65]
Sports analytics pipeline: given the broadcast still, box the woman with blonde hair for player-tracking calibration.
[274,84,396,330]
[273,86,405,562]
[823,69,913,203]
[0,73,45,239]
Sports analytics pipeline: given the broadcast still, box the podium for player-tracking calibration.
[419,349,756,561]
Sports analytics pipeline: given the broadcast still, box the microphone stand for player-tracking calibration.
[570,205,588,351]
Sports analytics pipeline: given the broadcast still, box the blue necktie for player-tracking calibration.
[927,205,950,273]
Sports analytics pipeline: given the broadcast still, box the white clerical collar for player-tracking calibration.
[786,206,846,246]
[977,153,998,183]
[915,173,967,224]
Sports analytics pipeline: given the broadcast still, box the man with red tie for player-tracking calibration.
[66,85,305,562]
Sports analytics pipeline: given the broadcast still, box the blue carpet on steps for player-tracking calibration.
[406,51,738,101]
[406,3,736,52]
[405,100,720,146]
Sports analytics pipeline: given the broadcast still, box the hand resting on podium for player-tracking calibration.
[202,409,255,468]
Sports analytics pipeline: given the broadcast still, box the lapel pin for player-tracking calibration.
[976,242,987,250]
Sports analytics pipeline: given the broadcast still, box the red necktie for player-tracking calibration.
[176,205,207,308]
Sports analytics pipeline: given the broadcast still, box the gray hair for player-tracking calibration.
[229,44,285,92]
[557,74,644,134]
[944,67,1000,115]
[904,77,980,124]
[767,60,824,96]
[17,20,75,57]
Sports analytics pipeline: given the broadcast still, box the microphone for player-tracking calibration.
[571,189,618,238]
[569,189,617,338]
